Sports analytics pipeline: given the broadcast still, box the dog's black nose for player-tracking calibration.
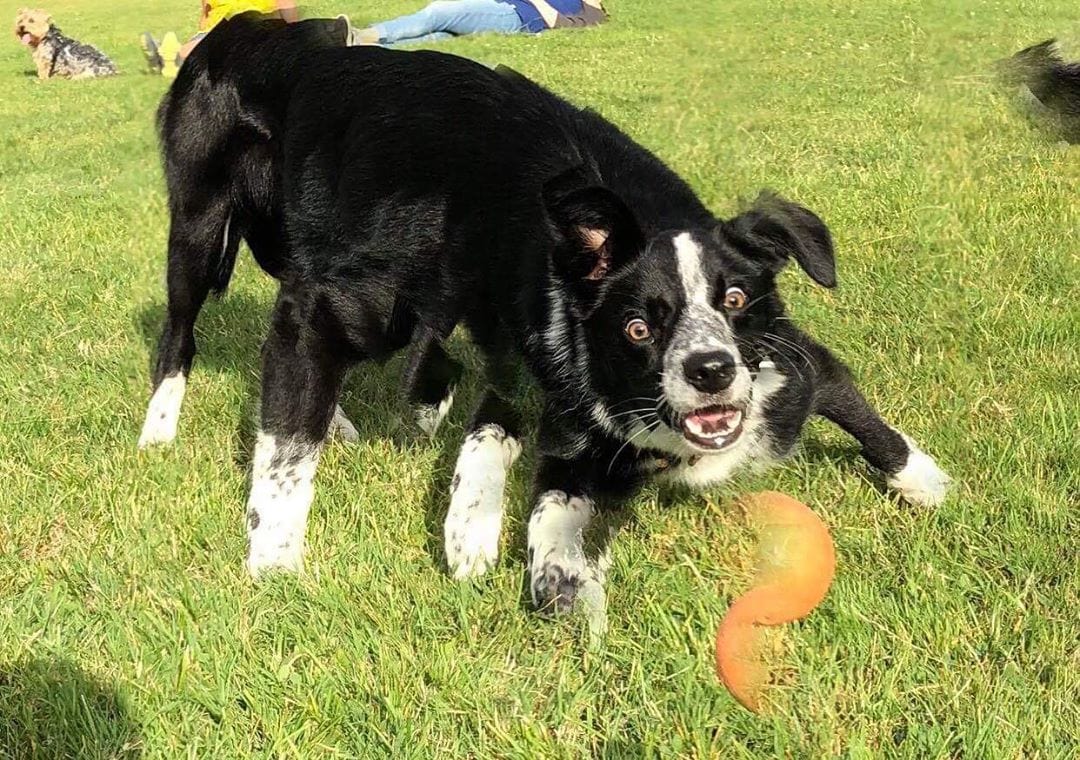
[683,351,737,393]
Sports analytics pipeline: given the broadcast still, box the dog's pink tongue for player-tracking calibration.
[688,408,738,434]
[20,33,32,45]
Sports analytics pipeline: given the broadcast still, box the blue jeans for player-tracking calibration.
[373,0,526,45]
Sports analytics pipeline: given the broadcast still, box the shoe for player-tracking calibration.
[338,15,381,45]
[159,31,181,79]
[336,13,352,43]
[140,32,163,74]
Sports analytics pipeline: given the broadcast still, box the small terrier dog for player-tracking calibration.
[14,8,117,80]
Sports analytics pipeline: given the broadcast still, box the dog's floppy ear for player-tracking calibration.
[544,167,644,313]
[724,191,836,288]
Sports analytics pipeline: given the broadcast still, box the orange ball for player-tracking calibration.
[714,491,836,712]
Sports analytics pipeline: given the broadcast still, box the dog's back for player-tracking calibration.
[156,13,348,289]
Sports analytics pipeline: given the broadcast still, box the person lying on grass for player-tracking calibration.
[348,0,607,46]
[140,0,299,78]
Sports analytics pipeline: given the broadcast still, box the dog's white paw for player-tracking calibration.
[415,391,454,439]
[247,527,305,578]
[444,424,520,579]
[137,373,186,448]
[246,493,308,578]
[888,438,951,507]
[245,432,319,578]
[527,491,595,615]
[446,508,502,580]
[328,404,360,443]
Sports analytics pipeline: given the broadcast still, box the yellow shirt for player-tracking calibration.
[204,0,279,30]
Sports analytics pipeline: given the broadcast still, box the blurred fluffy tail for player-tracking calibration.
[1002,39,1080,142]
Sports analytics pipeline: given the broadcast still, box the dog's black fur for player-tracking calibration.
[143,14,948,611]
[1002,39,1080,143]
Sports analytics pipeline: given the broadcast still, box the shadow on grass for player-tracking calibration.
[0,657,140,759]
[781,434,910,504]
[135,293,446,468]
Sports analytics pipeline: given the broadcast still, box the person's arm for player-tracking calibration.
[276,0,299,23]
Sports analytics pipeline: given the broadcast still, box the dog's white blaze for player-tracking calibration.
[444,425,521,579]
[138,373,187,448]
[673,232,709,306]
[328,404,360,443]
[888,433,951,507]
[415,390,454,438]
[527,491,595,605]
[246,432,320,577]
[663,232,748,411]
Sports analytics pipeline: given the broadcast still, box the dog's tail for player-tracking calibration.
[1001,39,1080,142]
[154,13,349,293]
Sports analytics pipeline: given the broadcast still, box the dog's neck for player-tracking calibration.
[33,25,62,48]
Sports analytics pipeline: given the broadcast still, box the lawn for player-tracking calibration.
[1,0,1077,757]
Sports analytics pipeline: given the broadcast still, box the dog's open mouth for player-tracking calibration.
[17,31,34,46]
[680,404,745,450]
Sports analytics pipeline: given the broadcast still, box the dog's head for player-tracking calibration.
[545,179,835,457]
[14,8,51,48]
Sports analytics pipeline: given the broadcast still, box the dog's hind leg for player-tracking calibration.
[242,212,359,445]
[246,289,352,577]
[139,205,238,448]
[400,326,463,438]
[811,344,951,506]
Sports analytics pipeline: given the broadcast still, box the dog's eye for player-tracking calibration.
[723,287,748,311]
[624,318,652,343]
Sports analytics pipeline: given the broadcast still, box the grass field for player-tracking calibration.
[1,0,1078,756]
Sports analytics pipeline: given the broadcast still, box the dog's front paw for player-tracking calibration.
[247,515,305,578]
[888,440,951,507]
[445,507,501,579]
[530,559,585,616]
[443,424,520,579]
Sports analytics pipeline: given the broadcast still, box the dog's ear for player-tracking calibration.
[724,191,836,288]
[544,168,644,313]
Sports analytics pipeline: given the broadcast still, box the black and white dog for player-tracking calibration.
[140,15,949,613]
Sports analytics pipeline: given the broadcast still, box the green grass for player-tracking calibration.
[1,0,1077,756]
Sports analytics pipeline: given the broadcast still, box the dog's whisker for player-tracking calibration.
[753,336,806,383]
[605,408,659,421]
[759,331,815,367]
[606,417,662,477]
[607,396,662,410]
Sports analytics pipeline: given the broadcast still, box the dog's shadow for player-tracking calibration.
[779,434,902,501]
[0,656,140,757]
[136,293,434,464]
